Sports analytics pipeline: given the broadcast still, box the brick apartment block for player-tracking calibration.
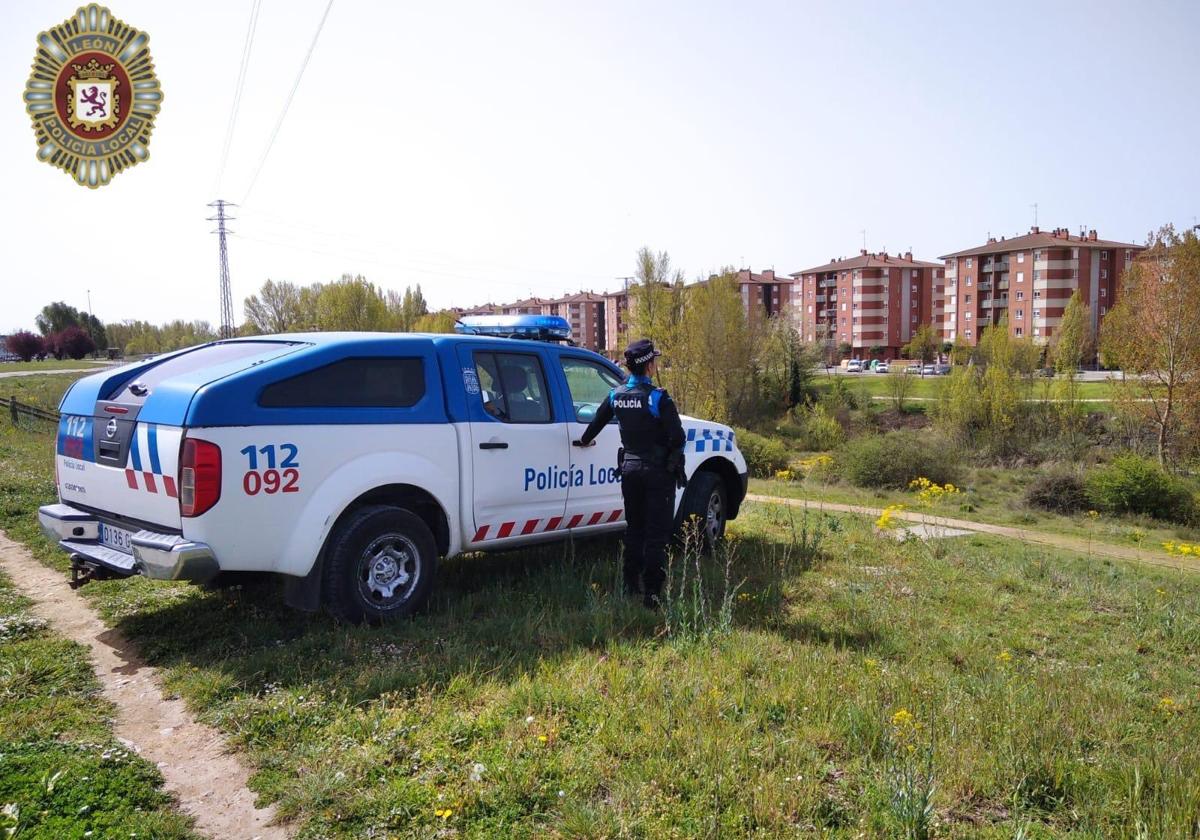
[791,250,944,358]
[938,227,1145,345]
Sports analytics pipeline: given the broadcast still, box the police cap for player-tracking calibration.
[624,338,662,368]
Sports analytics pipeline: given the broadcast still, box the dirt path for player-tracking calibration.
[0,531,290,840]
[746,494,1200,574]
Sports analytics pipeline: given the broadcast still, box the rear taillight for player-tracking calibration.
[180,438,221,517]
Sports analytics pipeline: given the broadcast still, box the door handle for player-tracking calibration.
[479,441,508,450]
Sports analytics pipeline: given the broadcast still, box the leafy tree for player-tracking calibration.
[57,325,95,359]
[389,285,429,331]
[5,330,44,362]
[1100,224,1200,466]
[626,247,685,353]
[903,324,940,374]
[107,320,217,355]
[755,315,815,414]
[1050,289,1094,374]
[886,366,913,412]
[35,301,82,336]
[244,279,303,334]
[949,336,973,366]
[837,341,852,359]
[412,310,457,333]
[316,274,390,331]
[670,270,755,423]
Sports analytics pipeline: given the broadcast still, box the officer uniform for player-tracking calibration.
[578,339,685,606]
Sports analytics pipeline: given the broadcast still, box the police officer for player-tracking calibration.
[576,338,686,608]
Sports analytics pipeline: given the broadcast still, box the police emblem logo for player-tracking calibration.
[22,4,163,189]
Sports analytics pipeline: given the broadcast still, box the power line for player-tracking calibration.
[213,0,263,194]
[241,0,335,203]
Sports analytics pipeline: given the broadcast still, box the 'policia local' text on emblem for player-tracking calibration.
[22,4,163,188]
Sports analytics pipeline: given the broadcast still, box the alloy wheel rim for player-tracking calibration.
[357,533,420,608]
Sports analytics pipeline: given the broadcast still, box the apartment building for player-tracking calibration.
[733,269,794,328]
[938,227,1144,345]
[546,291,607,352]
[603,288,630,355]
[791,250,943,357]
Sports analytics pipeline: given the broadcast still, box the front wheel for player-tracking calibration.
[322,505,438,624]
[676,471,727,553]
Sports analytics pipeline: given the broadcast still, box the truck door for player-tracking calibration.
[558,354,626,531]
[463,348,570,543]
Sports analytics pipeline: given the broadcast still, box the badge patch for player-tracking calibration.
[23,4,163,188]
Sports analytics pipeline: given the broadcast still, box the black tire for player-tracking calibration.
[676,470,727,553]
[322,505,438,624]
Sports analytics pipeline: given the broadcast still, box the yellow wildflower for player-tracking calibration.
[434,808,454,819]
[1158,696,1178,714]
[996,649,1012,664]
[537,734,548,743]
[875,504,905,530]
[891,708,914,728]
[1163,542,1176,554]
[1087,510,1099,519]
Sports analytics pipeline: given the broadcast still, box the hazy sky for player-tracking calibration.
[3,0,1198,332]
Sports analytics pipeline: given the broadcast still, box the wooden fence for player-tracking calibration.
[2,396,60,428]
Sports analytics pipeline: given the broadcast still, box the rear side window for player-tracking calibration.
[473,351,552,423]
[259,358,425,408]
[110,341,290,404]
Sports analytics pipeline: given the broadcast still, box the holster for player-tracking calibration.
[617,447,625,469]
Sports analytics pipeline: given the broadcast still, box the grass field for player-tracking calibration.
[751,468,1200,554]
[0,359,114,373]
[0,568,194,837]
[814,372,1120,402]
[3,397,1200,837]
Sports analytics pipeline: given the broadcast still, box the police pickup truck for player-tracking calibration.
[39,315,748,622]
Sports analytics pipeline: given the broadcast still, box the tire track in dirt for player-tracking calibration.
[0,531,290,840]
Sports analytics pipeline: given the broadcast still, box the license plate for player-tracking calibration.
[99,522,134,554]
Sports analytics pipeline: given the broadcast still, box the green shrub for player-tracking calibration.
[1024,470,1088,514]
[1085,454,1197,524]
[800,404,844,451]
[733,428,790,477]
[836,430,961,489]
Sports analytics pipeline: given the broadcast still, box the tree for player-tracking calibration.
[36,301,83,336]
[1100,225,1200,467]
[886,366,914,412]
[626,247,685,352]
[1050,289,1094,374]
[412,310,457,333]
[57,325,95,359]
[316,274,390,331]
[5,330,44,362]
[669,270,754,423]
[244,279,303,334]
[903,324,940,374]
[837,341,852,360]
[388,285,429,331]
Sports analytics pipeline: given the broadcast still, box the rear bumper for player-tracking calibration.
[38,503,219,583]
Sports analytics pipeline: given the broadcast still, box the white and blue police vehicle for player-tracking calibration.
[39,315,748,622]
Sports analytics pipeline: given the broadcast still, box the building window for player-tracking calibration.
[807,305,812,313]
[1100,250,1108,259]
[1017,253,1025,263]
[1016,291,1024,301]
[1033,290,1041,299]
[1071,247,1079,258]
[1034,328,1041,337]
[1100,288,1106,298]
[1015,310,1023,320]
[841,302,847,311]
[1016,271,1024,283]
[965,312,972,320]
[1100,305,1107,315]
[1015,327,1023,337]
[911,284,918,293]
[966,258,973,267]
[1033,309,1041,318]
[965,329,972,338]
[965,294,972,303]
[1101,268,1108,279]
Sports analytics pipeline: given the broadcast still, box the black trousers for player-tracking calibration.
[620,463,675,597]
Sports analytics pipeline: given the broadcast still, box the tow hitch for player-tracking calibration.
[69,553,119,589]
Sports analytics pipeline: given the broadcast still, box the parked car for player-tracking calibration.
[38,315,749,622]
[921,364,936,376]
[934,363,951,375]
[846,359,864,373]
[875,361,890,374]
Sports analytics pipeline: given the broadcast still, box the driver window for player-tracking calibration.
[561,357,622,423]
[474,351,552,423]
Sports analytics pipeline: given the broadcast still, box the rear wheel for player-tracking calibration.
[676,470,727,552]
[322,505,437,624]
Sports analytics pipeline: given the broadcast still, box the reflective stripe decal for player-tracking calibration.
[124,469,138,489]
[163,476,178,498]
[129,428,143,471]
[146,423,162,474]
[471,509,625,543]
[143,472,157,494]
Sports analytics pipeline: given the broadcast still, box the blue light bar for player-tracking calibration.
[455,314,573,341]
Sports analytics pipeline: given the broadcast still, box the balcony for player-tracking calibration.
[982,260,1009,273]
[819,278,837,288]
[979,281,992,291]
[815,294,827,303]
